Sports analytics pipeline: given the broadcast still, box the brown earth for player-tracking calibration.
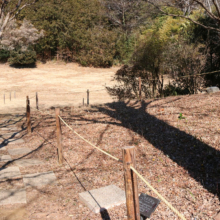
[0,62,220,220]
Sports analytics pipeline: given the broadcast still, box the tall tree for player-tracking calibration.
[103,0,149,34]
[0,0,38,38]
[147,0,220,32]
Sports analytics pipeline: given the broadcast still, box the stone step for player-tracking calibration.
[14,159,44,167]
[0,155,12,162]
[23,171,57,188]
[0,166,21,180]
[79,185,126,213]
[8,148,31,156]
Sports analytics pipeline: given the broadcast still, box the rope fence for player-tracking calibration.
[23,94,187,220]
[2,91,187,219]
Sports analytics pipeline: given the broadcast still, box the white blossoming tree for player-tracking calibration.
[0,0,39,38]
[0,19,43,64]
[1,19,43,51]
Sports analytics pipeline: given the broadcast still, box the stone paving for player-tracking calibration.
[79,185,126,213]
[14,159,44,167]
[23,171,57,188]
[0,155,12,162]
[0,121,57,208]
[7,147,31,156]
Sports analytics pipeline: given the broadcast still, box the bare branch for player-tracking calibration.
[0,0,39,37]
[148,1,220,32]
[212,0,220,18]
[193,0,220,21]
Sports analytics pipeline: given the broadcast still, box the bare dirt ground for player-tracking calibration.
[0,62,119,114]
[0,62,220,220]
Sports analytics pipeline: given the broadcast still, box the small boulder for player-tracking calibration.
[206,87,220,94]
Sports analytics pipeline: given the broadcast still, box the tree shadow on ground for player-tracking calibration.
[95,100,220,199]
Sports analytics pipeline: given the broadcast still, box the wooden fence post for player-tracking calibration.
[36,92,39,110]
[87,89,89,106]
[123,146,140,220]
[55,108,63,164]
[26,96,31,133]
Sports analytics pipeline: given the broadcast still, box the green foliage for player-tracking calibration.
[8,49,37,65]
[106,65,151,100]
[163,84,190,97]
[19,0,140,66]
[178,113,186,120]
[76,27,117,67]
[0,49,10,61]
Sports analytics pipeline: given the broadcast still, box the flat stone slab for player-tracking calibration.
[0,167,21,180]
[0,188,26,205]
[0,139,24,147]
[14,159,44,167]
[23,171,57,187]
[8,139,25,145]
[0,155,12,162]
[8,148,31,156]
[1,132,19,138]
[0,146,7,151]
[0,127,19,131]
[79,185,126,213]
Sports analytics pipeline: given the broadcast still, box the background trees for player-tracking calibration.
[0,0,219,96]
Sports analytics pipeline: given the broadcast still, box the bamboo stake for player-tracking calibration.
[26,96,31,133]
[87,89,89,105]
[36,92,39,110]
[55,108,63,164]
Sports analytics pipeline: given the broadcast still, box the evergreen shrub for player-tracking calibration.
[0,49,10,61]
[8,50,37,65]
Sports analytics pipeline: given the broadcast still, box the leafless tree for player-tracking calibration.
[0,0,39,38]
[147,0,220,32]
[103,0,149,34]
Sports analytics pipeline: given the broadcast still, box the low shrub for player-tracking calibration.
[8,50,37,65]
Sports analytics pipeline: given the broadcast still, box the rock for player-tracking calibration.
[206,86,220,94]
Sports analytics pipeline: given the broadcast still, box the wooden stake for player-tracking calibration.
[4,94,5,104]
[71,106,74,115]
[83,98,84,106]
[26,96,31,133]
[10,92,11,101]
[87,89,89,106]
[36,92,39,110]
[123,146,140,220]
[55,108,63,164]
[139,77,142,101]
